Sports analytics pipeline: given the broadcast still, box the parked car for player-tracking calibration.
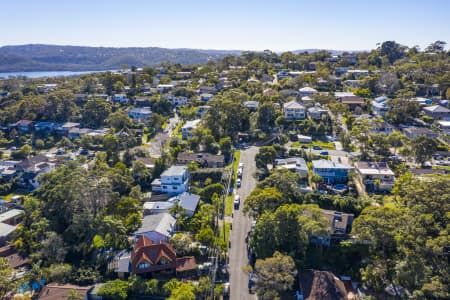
[236,178,241,188]
[79,148,89,155]
[223,282,230,296]
[313,145,323,150]
[238,162,244,168]
[234,195,240,209]
[320,151,329,156]
[248,273,257,293]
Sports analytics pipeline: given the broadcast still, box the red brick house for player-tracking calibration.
[130,235,196,277]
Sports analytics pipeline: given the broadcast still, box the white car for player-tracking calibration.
[238,163,244,168]
[234,195,240,209]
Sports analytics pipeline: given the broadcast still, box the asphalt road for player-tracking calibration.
[229,146,258,300]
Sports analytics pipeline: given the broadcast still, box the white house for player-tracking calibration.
[127,107,152,122]
[308,106,329,120]
[274,157,309,179]
[299,86,318,97]
[152,165,189,195]
[157,84,175,93]
[354,161,395,192]
[181,119,201,140]
[166,95,188,107]
[283,100,306,120]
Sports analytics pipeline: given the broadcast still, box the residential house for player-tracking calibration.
[317,78,329,89]
[128,235,196,277]
[322,209,354,235]
[299,86,318,97]
[423,105,450,120]
[0,209,24,226]
[0,160,19,182]
[402,127,438,139]
[197,105,211,117]
[34,122,57,135]
[0,245,29,272]
[354,161,395,192]
[134,96,151,107]
[298,270,356,300]
[0,222,16,246]
[283,100,306,120]
[370,121,393,134]
[181,119,201,140]
[127,107,152,122]
[157,84,175,93]
[11,120,34,133]
[347,69,369,78]
[144,192,200,218]
[198,86,217,94]
[308,106,329,120]
[297,135,312,143]
[113,93,128,104]
[243,101,259,111]
[152,165,189,195]
[56,122,80,135]
[372,96,388,117]
[37,284,94,300]
[413,97,433,106]
[134,212,176,243]
[312,159,352,184]
[200,93,214,102]
[17,154,55,189]
[68,128,92,139]
[344,80,363,88]
[263,88,276,96]
[336,94,365,111]
[166,95,188,107]
[177,152,225,168]
[335,67,348,76]
[437,120,450,135]
[274,157,308,179]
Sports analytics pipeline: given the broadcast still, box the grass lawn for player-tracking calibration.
[220,221,231,243]
[225,194,234,216]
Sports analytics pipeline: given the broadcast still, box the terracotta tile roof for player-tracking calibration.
[37,283,92,300]
[176,256,197,272]
[300,270,355,300]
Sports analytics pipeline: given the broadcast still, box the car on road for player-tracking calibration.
[238,162,244,168]
[234,195,240,209]
[301,145,309,149]
[237,168,243,178]
[236,178,241,188]
[313,145,323,150]
[248,273,257,294]
[223,282,230,297]
[79,148,89,155]
[320,151,329,156]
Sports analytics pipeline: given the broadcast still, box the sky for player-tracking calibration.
[1,0,449,51]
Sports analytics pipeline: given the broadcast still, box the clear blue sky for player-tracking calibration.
[1,0,449,51]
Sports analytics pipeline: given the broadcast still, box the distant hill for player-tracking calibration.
[0,44,242,72]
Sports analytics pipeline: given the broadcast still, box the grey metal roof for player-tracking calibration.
[134,213,176,236]
[0,209,24,223]
[0,222,16,237]
[168,192,200,213]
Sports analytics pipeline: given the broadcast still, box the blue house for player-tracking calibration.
[372,96,388,117]
[312,160,352,184]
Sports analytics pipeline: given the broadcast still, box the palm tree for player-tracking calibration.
[169,200,188,232]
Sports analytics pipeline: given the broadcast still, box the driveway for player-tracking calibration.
[147,114,179,157]
[229,146,258,300]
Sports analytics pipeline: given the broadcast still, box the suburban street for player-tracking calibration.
[229,146,258,300]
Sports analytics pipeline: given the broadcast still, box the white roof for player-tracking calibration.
[334,92,355,98]
[182,119,201,129]
[0,222,16,237]
[354,162,394,176]
[299,87,317,93]
[0,209,24,223]
[161,165,187,177]
[423,105,450,113]
[312,159,352,170]
[283,100,304,109]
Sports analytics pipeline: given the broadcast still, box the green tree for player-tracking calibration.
[0,257,16,299]
[255,251,298,300]
[82,98,112,128]
[107,110,133,131]
[255,146,277,169]
[97,279,129,300]
[243,187,285,217]
[411,136,437,166]
[170,233,192,255]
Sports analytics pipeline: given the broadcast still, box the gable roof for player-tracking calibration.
[17,154,49,170]
[423,105,450,113]
[0,222,16,237]
[283,100,305,109]
[161,165,187,177]
[299,270,356,300]
[168,192,201,213]
[338,96,364,104]
[135,213,176,237]
[37,284,93,300]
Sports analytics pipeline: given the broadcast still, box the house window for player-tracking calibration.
[138,262,151,269]
[158,257,169,265]
[162,185,168,189]
[172,186,178,190]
